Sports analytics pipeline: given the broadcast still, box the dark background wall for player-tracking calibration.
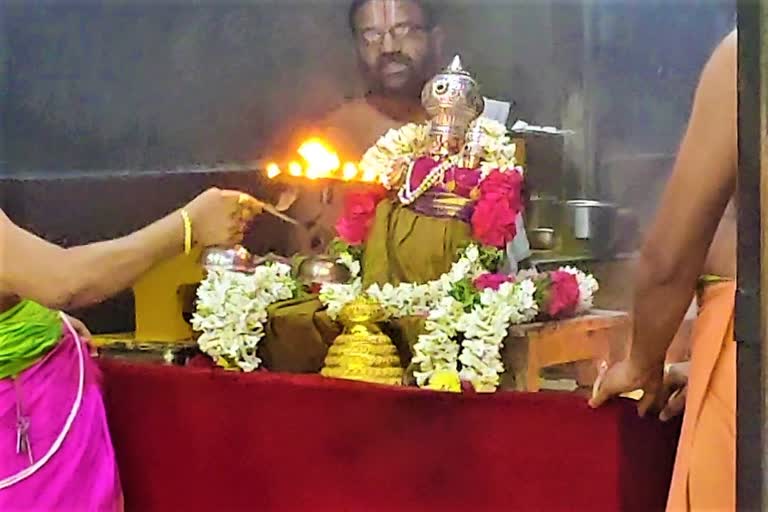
[2,0,576,174]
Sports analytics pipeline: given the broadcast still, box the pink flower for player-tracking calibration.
[470,170,524,248]
[546,271,580,317]
[471,197,518,248]
[479,169,523,202]
[473,272,511,291]
[335,187,387,245]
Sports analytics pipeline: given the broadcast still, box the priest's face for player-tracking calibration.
[352,0,443,98]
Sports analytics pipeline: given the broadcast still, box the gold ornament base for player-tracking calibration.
[321,296,403,386]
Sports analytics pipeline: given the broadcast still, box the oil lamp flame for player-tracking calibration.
[266,162,281,179]
[288,161,303,177]
[297,139,340,180]
[342,162,358,181]
[263,138,377,183]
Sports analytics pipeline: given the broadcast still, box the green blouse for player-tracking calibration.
[0,300,62,379]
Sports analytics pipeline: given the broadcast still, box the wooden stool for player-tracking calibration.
[501,310,630,391]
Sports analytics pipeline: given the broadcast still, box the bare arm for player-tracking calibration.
[0,188,259,311]
[0,208,185,310]
[630,31,737,371]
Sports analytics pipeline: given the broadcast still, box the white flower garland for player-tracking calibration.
[360,118,520,189]
[192,263,295,371]
[411,297,464,385]
[191,245,598,388]
[318,245,599,392]
[455,280,538,391]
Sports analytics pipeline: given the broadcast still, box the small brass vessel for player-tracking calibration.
[321,296,403,386]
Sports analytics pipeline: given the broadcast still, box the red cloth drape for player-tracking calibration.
[99,359,679,512]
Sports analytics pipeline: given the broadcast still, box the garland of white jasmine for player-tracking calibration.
[321,245,598,392]
[359,117,520,188]
[192,263,296,371]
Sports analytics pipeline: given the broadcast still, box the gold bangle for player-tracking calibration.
[180,209,192,255]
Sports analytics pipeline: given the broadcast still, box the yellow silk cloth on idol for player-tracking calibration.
[362,199,472,286]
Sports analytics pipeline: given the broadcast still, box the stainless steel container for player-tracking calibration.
[296,256,351,286]
[526,195,561,230]
[201,246,255,272]
[563,200,618,257]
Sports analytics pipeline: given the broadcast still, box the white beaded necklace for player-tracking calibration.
[397,159,455,205]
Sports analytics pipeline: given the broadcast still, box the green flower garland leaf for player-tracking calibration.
[329,237,364,262]
[477,245,504,272]
[449,277,481,312]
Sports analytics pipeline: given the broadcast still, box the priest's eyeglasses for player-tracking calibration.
[358,23,426,47]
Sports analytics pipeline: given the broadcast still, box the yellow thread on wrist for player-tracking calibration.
[180,209,192,255]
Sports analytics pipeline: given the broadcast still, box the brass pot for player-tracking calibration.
[528,228,556,251]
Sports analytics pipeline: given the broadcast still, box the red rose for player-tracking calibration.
[470,170,524,248]
[473,272,512,291]
[335,187,387,245]
[546,271,580,318]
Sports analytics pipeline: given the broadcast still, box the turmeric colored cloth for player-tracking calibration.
[363,199,472,287]
[667,280,735,511]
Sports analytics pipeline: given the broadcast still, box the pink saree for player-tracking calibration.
[0,315,122,511]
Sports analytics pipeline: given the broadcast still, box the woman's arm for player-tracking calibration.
[629,31,737,372]
[0,188,260,310]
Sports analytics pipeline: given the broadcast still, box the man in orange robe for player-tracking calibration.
[590,30,737,511]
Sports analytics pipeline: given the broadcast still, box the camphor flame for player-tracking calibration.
[264,138,374,183]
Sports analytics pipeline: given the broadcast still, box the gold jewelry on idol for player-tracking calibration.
[180,209,193,255]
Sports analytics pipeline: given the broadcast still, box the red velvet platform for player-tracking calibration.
[98,359,679,512]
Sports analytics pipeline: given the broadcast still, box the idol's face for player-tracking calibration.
[352,0,442,97]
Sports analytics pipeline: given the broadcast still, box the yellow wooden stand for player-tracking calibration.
[131,248,204,343]
[92,248,204,348]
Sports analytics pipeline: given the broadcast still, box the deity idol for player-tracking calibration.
[345,56,525,286]
[263,56,526,373]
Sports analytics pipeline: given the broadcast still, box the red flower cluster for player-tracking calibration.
[545,271,580,317]
[335,186,388,245]
[470,170,524,248]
